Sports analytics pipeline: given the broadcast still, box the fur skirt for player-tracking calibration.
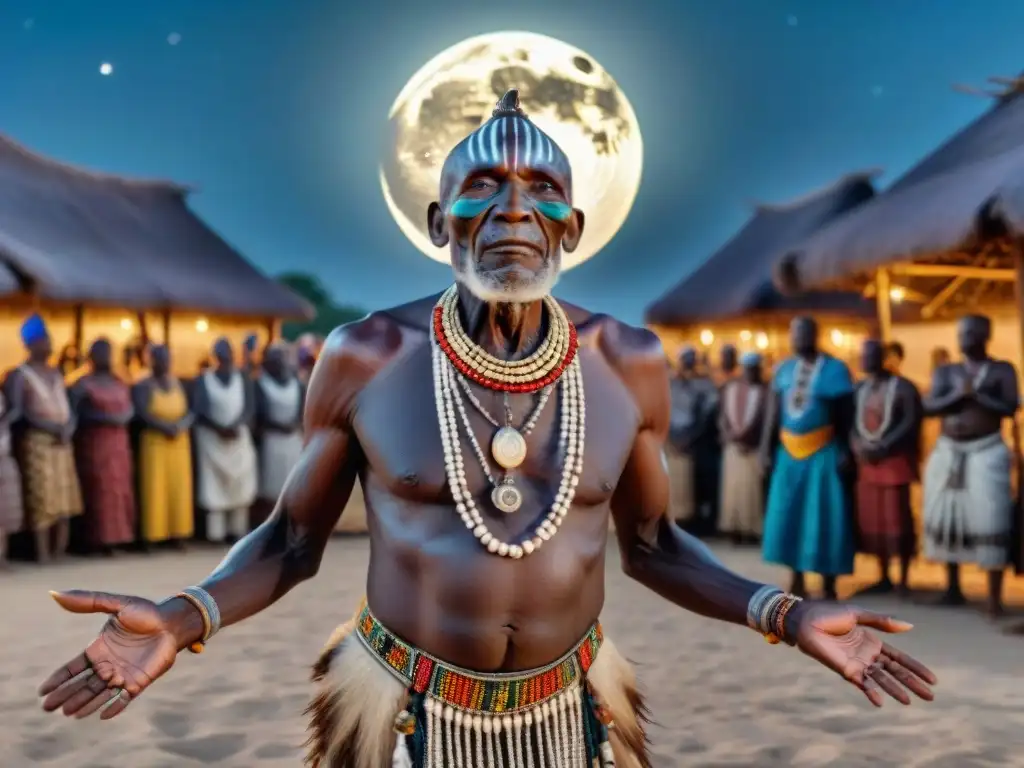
[305,615,650,768]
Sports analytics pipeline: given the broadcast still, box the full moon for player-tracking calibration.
[380,31,643,271]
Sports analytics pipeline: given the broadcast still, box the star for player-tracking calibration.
[167,32,182,46]
[787,15,798,26]
[99,62,114,76]
[23,18,34,30]
[871,85,884,97]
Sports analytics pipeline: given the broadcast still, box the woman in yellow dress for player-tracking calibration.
[131,345,193,546]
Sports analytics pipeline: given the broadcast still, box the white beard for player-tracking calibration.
[455,253,561,304]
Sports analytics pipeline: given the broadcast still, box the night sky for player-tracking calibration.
[2,0,1022,324]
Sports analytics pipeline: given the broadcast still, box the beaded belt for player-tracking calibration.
[355,602,603,714]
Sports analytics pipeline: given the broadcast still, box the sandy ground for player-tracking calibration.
[3,539,1024,768]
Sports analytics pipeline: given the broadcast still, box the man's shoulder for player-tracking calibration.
[319,294,437,364]
[559,302,665,374]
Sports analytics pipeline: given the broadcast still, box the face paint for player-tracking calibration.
[449,195,495,219]
[535,201,572,222]
[459,114,561,173]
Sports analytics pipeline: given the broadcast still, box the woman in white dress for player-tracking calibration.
[252,344,305,526]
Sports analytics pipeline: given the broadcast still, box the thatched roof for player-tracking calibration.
[645,172,890,326]
[0,134,312,318]
[776,87,1024,294]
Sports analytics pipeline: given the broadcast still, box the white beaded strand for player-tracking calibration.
[433,333,586,559]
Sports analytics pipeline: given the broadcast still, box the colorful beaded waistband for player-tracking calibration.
[355,602,603,714]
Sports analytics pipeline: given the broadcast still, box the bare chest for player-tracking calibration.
[353,345,640,532]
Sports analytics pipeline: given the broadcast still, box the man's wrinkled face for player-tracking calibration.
[428,115,584,303]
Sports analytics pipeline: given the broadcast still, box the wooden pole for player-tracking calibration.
[161,309,171,347]
[1014,239,1024,376]
[72,304,84,354]
[875,268,893,342]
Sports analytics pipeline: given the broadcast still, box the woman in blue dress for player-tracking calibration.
[760,317,855,599]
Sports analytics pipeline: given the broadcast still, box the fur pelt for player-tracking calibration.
[304,621,650,768]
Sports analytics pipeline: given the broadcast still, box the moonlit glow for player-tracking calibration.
[167,32,182,46]
[99,62,113,76]
[381,31,643,270]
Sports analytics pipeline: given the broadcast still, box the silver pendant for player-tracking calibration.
[491,426,527,469]
[491,481,523,514]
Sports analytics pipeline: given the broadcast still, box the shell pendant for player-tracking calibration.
[491,426,527,469]
[491,479,523,514]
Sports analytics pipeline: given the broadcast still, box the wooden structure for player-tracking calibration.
[776,77,1024,384]
[0,134,312,376]
[645,172,919,368]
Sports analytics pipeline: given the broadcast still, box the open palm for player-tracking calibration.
[795,603,937,706]
[37,590,179,720]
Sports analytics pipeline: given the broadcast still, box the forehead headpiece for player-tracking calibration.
[740,352,762,368]
[20,313,47,347]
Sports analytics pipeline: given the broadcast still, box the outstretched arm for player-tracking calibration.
[608,342,793,634]
[158,329,364,651]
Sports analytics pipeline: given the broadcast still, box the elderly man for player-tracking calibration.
[37,90,935,768]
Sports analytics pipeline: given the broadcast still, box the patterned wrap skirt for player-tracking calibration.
[20,429,82,531]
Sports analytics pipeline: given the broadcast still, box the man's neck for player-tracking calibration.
[456,283,546,361]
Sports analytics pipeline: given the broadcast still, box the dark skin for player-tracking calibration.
[759,316,855,600]
[38,92,935,722]
[4,329,76,562]
[850,340,921,597]
[131,346,193,552]
[922,315,1018,616]
[191,338,253,441]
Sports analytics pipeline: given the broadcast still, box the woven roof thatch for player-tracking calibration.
[0,134,312,318]
[776,86,1024,295]
[645,172,890,326]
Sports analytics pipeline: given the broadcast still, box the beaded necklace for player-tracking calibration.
[855,376,898,443]
[784,355,824,420]
[432,330,585,559]
[433,285,578,392]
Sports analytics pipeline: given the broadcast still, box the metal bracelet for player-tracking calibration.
[180,586,222,642]
[746,585,782,631]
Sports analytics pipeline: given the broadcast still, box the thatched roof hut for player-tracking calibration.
[645,172,914,366]
[775,83,1024,329]
[0,133,313,374]
[0,134,311,316]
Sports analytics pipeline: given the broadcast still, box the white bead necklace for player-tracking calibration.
[855,376,898,442]
[725,380,762,435]
[784,355,824,420]
[432,333,585,559]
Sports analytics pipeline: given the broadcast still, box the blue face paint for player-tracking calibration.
[535,201,572,222]
[449,195,495,219]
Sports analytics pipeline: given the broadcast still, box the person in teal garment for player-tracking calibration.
[759,316,856,599]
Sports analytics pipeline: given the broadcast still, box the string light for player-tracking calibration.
[699,329,714,346]
[755,332,769,350]
[889,286,906,303]
[830,329,845,347]
[195,318,209,332]
[119,318,133,331]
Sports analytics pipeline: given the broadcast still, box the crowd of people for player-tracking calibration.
[0,313,320,567]
[667,313,1024,629]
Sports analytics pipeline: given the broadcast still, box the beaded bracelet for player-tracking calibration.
[175,586,222,654]
[764,594,803,645]
[746,585,782,631]
[746,585,801,645]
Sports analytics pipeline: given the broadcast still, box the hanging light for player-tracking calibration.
[119,317,133,331]
[830,329,844,347]
[755,332,769,350]
[889,286,906,303]
[699,329,714,346]
[739,329,752,342]
[195,318,210,332]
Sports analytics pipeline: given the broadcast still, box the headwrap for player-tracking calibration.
[740,351,762,368]
[20,313,48,346]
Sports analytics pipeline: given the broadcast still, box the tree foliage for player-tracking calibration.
[277,272,366,340]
